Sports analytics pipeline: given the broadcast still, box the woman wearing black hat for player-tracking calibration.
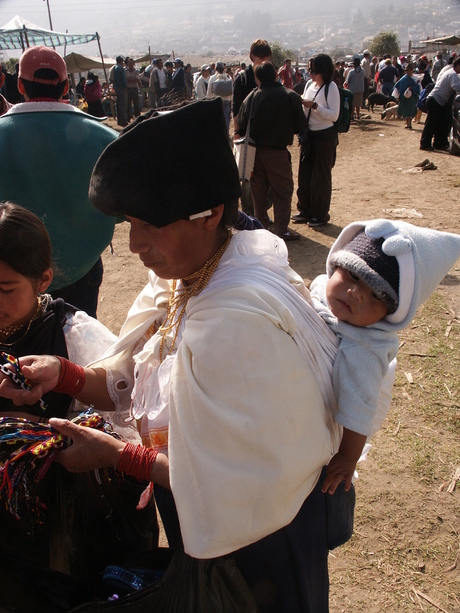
[0,99,345,612]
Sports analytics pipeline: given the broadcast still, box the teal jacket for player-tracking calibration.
[0,101,118,290]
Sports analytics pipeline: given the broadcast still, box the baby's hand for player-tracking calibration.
[322,452,357,495]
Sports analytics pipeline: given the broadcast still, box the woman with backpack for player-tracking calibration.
[292,54,340,228]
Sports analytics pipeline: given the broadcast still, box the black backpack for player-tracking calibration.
[325,83,354,133]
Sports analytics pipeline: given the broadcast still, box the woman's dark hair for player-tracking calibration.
[310,54,334,84]
[0,202,52,279]
[250,39,272,60]
[353,57,361,68]
[221,199,239,228]
[254,61,277,84]
[21,68,67,100]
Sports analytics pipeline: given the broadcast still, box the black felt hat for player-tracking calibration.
[89,98,241,228]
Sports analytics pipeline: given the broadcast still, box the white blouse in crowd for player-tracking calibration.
[302,79,340,131]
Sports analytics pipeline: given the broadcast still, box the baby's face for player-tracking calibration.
[326,267,389,327]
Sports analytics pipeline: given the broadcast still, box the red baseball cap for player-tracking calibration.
[19,45,67,84]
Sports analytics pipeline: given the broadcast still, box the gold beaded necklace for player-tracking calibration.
[0,296,45,347]
[159,232,232,361]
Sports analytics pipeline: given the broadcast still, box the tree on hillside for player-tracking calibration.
[270,42,297,69]
[370,32,400,58]
[1,58,19,73]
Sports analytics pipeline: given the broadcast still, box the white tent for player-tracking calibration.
[0,16,98,51]
[64,52,116,74]
[0,16,114,113]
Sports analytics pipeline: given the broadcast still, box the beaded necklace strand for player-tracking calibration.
[159,232,231,361]
[0,296,45,347]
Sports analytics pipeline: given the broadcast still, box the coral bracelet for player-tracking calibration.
[53,356,86,396]
[117,443,158,482]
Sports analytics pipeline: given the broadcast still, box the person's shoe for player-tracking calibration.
[434,144,449,151]
[291,213,310,224]
[420,145,434,151]
[277,230,300,241]
[308,217,329,228]
[421,161,437,171]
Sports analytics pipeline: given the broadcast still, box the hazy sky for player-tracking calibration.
[1,0,458,58]
[0,0,255,55]
[0,0,269,55]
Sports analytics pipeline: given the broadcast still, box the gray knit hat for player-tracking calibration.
[329,230,399,313]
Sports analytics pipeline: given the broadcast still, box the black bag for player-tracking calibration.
[70,544,257,613]
[0,543,257,613]
[298,83,324,152]
[325,83,354,133]
[298,124,310,147]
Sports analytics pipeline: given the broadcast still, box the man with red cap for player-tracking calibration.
[0,46,118,318]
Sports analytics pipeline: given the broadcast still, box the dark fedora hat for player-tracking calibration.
[89,98,241,228]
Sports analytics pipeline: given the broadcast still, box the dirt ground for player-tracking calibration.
[98,111,460,612]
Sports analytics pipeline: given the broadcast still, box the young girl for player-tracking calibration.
[0,200,116,420]
[0,202,157,603]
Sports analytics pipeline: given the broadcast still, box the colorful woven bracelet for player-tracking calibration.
[53,356,86,396]
[117,443,158,483]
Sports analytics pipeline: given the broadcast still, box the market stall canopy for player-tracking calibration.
[420,35,460,46]
[0,15,98,50]
[133,52,170,64]
[65,52,116,73]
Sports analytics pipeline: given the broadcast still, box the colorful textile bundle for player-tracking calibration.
[0,410,121,521]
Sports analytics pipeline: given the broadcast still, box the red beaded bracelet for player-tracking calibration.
[117,443,158,483]
[53,357,86,396]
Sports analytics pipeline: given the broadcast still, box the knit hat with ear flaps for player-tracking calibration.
[329,230,400,313]
[89,98,241,228]
[327,219,460,330]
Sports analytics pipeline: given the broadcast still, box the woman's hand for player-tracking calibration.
[49,417,125,472]
[50,418,171,489]
[302,99,315,109]
[0,354,61,405]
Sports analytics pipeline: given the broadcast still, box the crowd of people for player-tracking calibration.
[0,40,460,613]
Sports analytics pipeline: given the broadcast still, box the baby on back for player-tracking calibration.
[310,219,460,494]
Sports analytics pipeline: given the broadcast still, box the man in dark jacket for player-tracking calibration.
[171,58,186,100]
[237,62,306,241]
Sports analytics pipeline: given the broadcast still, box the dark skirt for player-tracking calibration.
[87,99,105,117]
[155,474,330,613]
